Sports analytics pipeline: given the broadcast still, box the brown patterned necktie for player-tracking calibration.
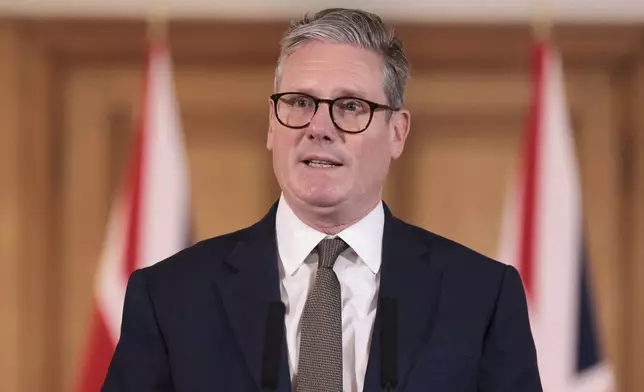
[295,237,348,392]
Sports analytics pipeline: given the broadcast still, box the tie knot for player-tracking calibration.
[316,237,348,269]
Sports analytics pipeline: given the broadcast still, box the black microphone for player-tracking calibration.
[261,301,286,392]
[380,298,398,392]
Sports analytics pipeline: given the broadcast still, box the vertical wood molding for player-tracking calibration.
[19,28,59,392]
[0,20,59,392]
[0,21,22,392]
[575,70,624,389]
[61,69,113,392]
[627,56,644,392]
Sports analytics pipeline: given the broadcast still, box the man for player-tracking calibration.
[102,8,542,392]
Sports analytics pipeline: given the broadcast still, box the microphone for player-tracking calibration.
[261,301,286,392]
[380,298,398,392]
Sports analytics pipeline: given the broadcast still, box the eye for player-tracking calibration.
[344,101,359,111]
[294,98,310,108]
[337,98,367,113]
[280,94,313,109]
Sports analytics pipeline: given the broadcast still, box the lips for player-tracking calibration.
[305,160,340,168]
[301,155,343,167]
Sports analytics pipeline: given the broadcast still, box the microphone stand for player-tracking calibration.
[380,298,398,392]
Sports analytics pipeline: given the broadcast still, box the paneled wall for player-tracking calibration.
[0,18,642,392]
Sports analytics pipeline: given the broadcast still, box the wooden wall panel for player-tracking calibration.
[575,70,625,390]
[0,20,58,392]
[19,25,59,392]
[61,67,115,392]
[0,18,641,392]
[628,57,644,392]
[402,117,521,258]
[0,21,23,392]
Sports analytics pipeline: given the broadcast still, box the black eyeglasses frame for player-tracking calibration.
[269,91,400,134]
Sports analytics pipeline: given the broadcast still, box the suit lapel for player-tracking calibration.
[212,201,443,391]
[212,203,291,391]
[364,205,445,391]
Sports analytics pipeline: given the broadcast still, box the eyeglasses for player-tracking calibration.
[269,92,399,134]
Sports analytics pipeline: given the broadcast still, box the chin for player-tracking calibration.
[293,186,346,209]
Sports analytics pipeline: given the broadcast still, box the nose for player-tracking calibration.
[305,102,340,142]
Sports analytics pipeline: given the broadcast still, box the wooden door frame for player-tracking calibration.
[1,17,642,392]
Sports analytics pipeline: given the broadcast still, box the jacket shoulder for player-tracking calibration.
[395,217,524,319]
[396,216,513,281]
[133,224,252,284]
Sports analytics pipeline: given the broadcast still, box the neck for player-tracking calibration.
[284,193,381,235]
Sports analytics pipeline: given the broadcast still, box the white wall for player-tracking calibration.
[0,0,643,22]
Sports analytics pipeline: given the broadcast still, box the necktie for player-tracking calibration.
[295,237,348,392]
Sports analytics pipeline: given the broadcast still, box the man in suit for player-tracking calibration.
[102,7,542,392]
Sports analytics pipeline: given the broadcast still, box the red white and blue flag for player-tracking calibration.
[497,41,614,391]
[75,40,191,391]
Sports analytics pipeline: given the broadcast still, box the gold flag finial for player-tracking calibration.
[147,0,168,43]
[532,0,553,43]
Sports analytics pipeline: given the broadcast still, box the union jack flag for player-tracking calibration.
[497,41,614,391]
[74,39,191,391]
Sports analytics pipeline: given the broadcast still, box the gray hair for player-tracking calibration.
[274,8,410,109]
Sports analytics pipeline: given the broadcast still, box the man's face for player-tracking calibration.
[267,41,410,213]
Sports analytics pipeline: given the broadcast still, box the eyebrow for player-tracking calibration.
[334,88,369,99]
[294,87,370,100]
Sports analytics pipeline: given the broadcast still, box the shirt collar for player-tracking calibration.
[275,193,384,276]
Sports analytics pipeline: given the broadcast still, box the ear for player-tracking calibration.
[267,99,275,150]
[389,109,410,159]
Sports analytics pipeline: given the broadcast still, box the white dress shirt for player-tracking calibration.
[275,194,384,392]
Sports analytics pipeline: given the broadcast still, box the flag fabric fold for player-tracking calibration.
[76,40,191,392]
[497,41,614,392]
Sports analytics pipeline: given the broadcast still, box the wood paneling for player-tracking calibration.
[0,17,641,392]
[12,18,644,68]
[575,70,625,391]
[61,67,115,392]
[19,24,59,392]
[0,21,58,392]
[0,22,23,392]
[628,56,644,392]
[401,116,522,257]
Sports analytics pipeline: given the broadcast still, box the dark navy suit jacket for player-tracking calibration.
[102,202,542,391]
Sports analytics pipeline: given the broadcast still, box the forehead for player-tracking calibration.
[278,41,386,101]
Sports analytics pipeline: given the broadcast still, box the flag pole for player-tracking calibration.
[532,0,553,44]
[147,0,169,45]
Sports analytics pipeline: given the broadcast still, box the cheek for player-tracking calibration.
[351,133,390,175]
[272,128,297,150]
[272,128,302,167]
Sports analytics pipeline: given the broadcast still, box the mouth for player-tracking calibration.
[302,159,343,168]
